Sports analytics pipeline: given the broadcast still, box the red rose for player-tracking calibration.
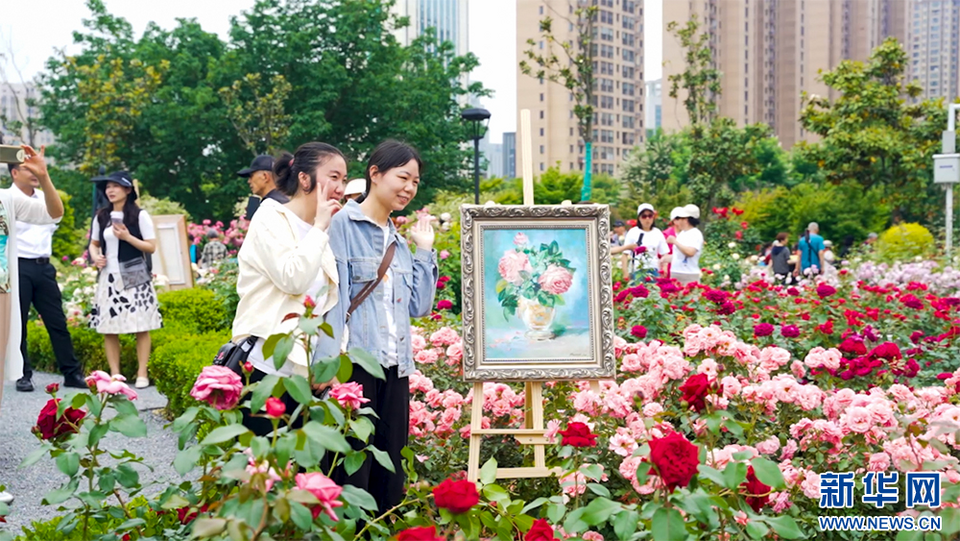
[304,295,317,310]
[45,382,60,394]
[780,324,800,338]
[839,337,867,356]
[397,526,444,541]
[631,325,647,339]
[649,431,700,491]
[525,518,558,541]
[742,466,771,512]
[753,323,774,337]
[437,300,453,310]
[36,398,86,440]
[265,397,286,418]
[868,341,902,360]
[558,422,598,448]
[678,373,713,413]
[432,478,479,514]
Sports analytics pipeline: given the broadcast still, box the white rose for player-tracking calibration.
[728,242,737,249]
[440,212,452,222]
[713,264,722,270]
[731,253,740,260]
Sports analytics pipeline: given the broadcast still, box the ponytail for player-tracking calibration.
[273,142,345,197]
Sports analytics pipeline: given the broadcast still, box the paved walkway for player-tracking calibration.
[0,373,181,534]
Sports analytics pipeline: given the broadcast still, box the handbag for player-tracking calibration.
[119,257,152,290]
[340,243,397,353]
[213,335,258,376]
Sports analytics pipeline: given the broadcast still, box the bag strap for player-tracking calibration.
[345,242,397,322]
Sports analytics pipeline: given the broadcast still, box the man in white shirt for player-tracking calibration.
[10,162,84,392]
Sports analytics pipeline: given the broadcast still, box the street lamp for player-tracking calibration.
[461,108,491,204]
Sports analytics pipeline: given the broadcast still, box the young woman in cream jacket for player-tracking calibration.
[232,142,346,436]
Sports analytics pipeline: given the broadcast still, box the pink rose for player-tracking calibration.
[538,265,573,295]
[295,472,343,521]
[498,250,533,284]
[513,232,529,247]
[265,397,286,418]
[85,371,138,401]
[439,250,450,260]
[330,382,370,410]
[189,365,243,410]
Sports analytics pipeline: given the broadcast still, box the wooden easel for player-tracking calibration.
[465,110,601,482]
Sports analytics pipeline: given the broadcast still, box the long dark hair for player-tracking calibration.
[273,142,345,197]
[362,140,423,201]
[95,183,141,237]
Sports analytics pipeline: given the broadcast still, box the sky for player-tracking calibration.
[2,0,662,146]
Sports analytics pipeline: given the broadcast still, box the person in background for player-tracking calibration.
[343,178,366,202]
[661,207,682,278]
[9,159,85,393]
[795,222,826,278]
[612,203,669,281]
[665,204,703,286]
[88,172,161,389]
[823,240,836,269]
[200,228,229,269]
[319,140,438,515]
[610,220,627,247]
[233,142,346,437]
[0,144,64,506]
[864,232,878,248]
[768,232,793,284]
[240,155,289,220]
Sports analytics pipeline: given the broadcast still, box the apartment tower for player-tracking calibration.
[662,0,916,149]
[516,0,645,178]
[907,0,960,102]
[391,0,469,55]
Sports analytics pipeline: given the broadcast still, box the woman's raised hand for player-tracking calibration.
[314,180,342,231]
[409,214,436,251]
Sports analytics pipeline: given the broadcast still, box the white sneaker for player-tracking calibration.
[0,490,13,504]
[135,377,150,389]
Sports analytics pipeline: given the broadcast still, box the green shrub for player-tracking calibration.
[25,324,139,378]
[877,222,935,260]
[157,288,229,334]
[14,496,173,541]
[150,330,229,417]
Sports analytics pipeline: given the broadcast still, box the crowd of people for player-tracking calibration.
[610,202,705,286]
[0,138,437,513]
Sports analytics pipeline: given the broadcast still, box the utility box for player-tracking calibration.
[934,154,960,184]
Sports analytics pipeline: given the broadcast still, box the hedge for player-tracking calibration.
[25,287,232,416]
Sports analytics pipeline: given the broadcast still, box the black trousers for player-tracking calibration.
[241,367,306,437]
[19,259,82,380]
[331,365,409,516]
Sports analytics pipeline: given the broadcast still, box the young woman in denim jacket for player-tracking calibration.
[319,140,438,513]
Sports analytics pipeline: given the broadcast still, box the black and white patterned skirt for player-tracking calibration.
[89,272,163,335]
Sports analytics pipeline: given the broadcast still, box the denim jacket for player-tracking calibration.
[317,200,438,377]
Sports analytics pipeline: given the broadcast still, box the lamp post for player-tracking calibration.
[461,108,491,205]
[934,103,960,256]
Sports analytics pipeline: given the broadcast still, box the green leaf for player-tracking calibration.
[480,458,498,485]
[745,520,770,539]
[581,497,622,525]
[115,463,139,488]
[271,334,296,371]
[340,485,378,511]
[117,518,146,531]
[482,484,510,504]
[580,464,604,482]
[521,497,549,514]
[562,507,589,535]
[312,358,340,386]
[546,502,566,524]
[750,457,786,490]
[347,348,385,380]
[370,446,396,474]
[613,510,641,541]
[345,451,366,476]
[55,452,80,477]
[284,375,314,406]
[192,517,227,537]
[111,414,147,438]
[319,321,334,338]
[586,482,611,497]
[301,423,350,454]
[336,355,354,384]
[698,465,726,487]
[651,507,687,541]
[174,447,202,476]
[763,515,804,539]
[941,507,960,536]
[289,501,314,529]
[200,424,250,446]
[43,479,79,506]
[350,418,374,442]
[250,375,279,414]
[20,447,49,469]
[722,461,748,490]
[89,422,110,448]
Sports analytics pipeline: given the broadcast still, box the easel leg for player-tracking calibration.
[527,382,546,470]
[467,382,484,482]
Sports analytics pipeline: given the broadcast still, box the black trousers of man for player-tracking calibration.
[330,365,410,516]
[19,258,82,382]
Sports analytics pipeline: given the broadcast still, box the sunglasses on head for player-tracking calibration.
[639,213,654,219]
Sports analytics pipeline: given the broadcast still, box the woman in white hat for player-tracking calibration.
[612,203,669,281]
[343,178,366,202]
[665,204,703,286]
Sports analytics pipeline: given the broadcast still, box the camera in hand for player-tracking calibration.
[0,145,26,164]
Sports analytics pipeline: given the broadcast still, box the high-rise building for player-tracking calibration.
[906,0,960,103]
[661,0,914,149]
[502,132,517,178]
[516,0,645,178]
[645,79,662,131]
[0,82,55,148]
[391,0,469,56]
[478,132,504,178]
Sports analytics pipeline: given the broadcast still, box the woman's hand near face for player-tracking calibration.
[314,180,342,231]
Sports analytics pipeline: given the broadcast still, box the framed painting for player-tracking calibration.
[460,204,616,382]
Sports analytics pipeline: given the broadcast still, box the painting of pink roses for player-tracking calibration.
[481,228,592,360]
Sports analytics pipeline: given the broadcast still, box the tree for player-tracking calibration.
[486,168,621,207]
[796,37,947,222]
[665,15,721,126]
[520,1,597,201]
[219,73,293,157]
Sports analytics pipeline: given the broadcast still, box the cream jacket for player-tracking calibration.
[232,200,338,376]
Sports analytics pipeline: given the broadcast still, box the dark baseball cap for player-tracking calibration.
[92,171,137,199]
[613,220,626,228]
[238,155,274,177]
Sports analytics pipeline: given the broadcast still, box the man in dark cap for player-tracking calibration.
[239,155,288,220]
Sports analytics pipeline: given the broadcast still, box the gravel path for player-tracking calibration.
[0,372,183,534]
